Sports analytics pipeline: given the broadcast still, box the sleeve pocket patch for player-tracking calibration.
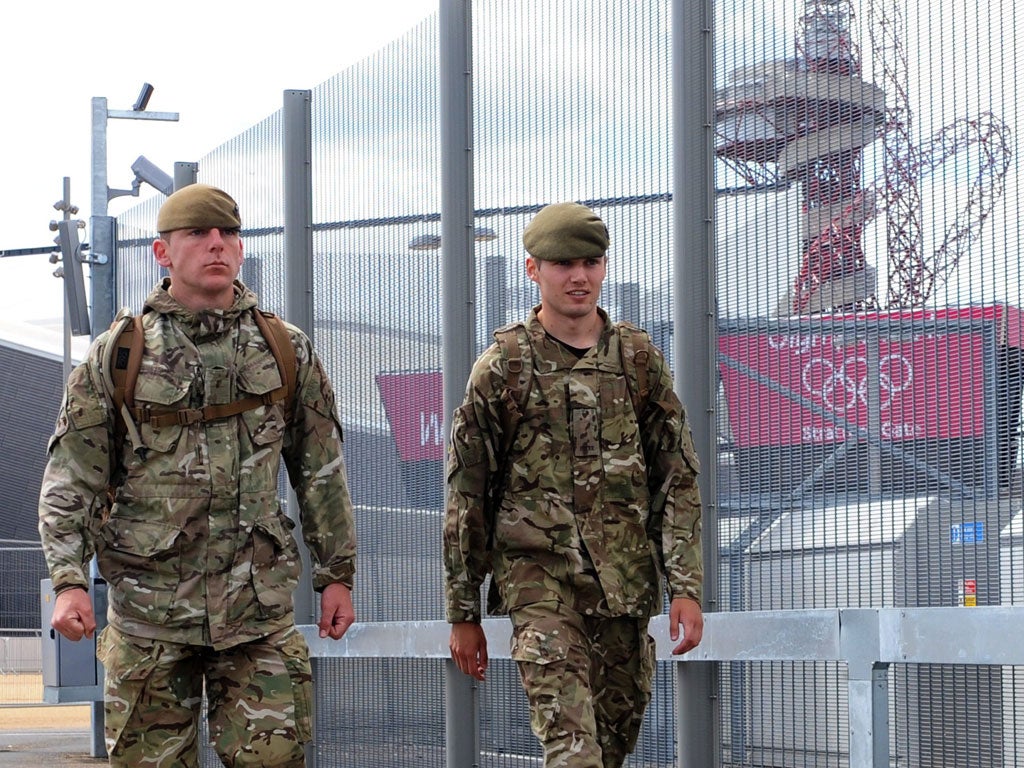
[450,403,486,468]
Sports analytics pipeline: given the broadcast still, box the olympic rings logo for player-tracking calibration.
[801,354,914,413]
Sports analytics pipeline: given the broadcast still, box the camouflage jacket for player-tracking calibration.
[444,306,702,624]
[38,280,356,650]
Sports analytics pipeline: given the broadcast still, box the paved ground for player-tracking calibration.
[0,730,104,767]
[0,705,105,767]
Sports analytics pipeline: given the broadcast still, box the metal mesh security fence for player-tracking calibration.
[0,544,46,706]
[0,543,48,633]
[109,1,1023,767]
[117,18,449,768]
[715,1,1021,767]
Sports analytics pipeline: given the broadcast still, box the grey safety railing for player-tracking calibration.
[297,606,1024,768]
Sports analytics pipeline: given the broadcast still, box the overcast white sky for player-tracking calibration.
[1,0,1017,331]
[0,0,436,329]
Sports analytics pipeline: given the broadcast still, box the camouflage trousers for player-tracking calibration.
[510,601,656,768]
[96,624,313,768]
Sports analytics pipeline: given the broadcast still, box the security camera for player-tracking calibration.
[133,83,154,112]
[131,155,174,196]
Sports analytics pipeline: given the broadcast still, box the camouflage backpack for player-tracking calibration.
[103,308,297,462]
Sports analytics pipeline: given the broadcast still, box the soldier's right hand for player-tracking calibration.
[449,622,488,681]
[52,587,97,642]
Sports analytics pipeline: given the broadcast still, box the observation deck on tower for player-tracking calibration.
[714,1,888,315]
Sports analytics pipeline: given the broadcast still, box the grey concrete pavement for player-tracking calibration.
[0,728,104,766]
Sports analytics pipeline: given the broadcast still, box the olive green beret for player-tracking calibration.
[522,202,609,261]
[156,184,241,233]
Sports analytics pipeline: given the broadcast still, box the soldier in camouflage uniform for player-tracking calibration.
[38,184,357,768]
[444,202,704,768]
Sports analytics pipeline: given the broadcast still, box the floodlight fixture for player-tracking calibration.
[409,233,442,251]
[53,199,79,214]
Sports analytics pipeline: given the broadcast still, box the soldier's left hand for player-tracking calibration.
[669,596,704,655]
[319,582,355,640]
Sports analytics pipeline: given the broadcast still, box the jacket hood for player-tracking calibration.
[144,278,259,340]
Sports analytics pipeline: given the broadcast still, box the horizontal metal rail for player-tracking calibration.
[298,606,1024,768]
[299,606,1024,665]
[32,607,1024,766]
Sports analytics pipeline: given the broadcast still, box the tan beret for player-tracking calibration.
[522,202,609,261]
[157,184,241,233]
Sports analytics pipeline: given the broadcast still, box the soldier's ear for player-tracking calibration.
[525,256,540,285]
[153,236,172,268]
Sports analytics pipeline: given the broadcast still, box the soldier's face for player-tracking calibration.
[153,227,244,310]
[526,255,606,321]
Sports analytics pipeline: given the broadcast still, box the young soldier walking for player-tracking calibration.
[444,202,704,767]
[39,184,356,767]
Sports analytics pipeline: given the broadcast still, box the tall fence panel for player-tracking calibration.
[715,1,1021,767]
[0,543,46,706]
[116,16,452,768]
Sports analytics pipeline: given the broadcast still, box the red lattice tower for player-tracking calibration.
[868,0,924,306]
[714,0,1012,315]
[790,0,873,313]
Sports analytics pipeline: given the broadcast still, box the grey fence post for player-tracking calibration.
[90,97,115,338]
[440,0,480,766]
[173,162,198,192]
[283,87,316,626]
[283,87,318,768]
[842,609,890,768]
[673,0,718,764]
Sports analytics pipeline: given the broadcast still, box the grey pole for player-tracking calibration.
[282,88,316,623]
[90,97,115,338]
[673,0,718,765]
[89,92,179,336]
[87,99,111,758]
[282,87,317,768]
[283,90,315,337]
[440,1,480,767]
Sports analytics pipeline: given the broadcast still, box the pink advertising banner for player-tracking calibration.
[375,306,1024,456]
[716,308,1011,449]
[375,371,445,462]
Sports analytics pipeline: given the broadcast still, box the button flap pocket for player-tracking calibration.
[134,368,192,407]
[237,357,284,397]
[511,625,571,665]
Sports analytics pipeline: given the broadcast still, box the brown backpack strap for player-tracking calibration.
[494,325,531,447]
[253,310,297,421]
[618,322,651,417]
[109,313,146,414]
[130,309,298,429]
[131,392,289,428]
[104,312,147,462]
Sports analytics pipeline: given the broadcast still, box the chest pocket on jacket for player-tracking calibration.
[134,369,195,453]
[237,357,287,446]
